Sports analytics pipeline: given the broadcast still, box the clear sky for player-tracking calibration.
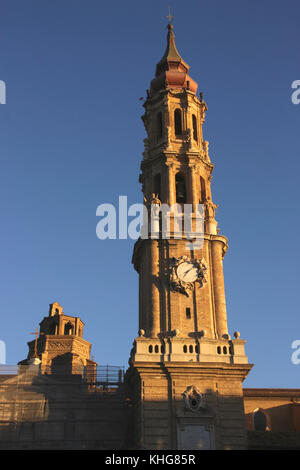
[0,0,299,388]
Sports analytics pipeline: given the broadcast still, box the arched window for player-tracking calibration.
[174,109,182,136]
[200,176,206,203]
[153,173,161,201]
[49,323,57,335]
[175,173,187,204]
[157,112,163,141]
[192,115,198,141]
[64,322,74,335]
[253,410,267,431]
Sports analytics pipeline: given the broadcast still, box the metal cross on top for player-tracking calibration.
[30,327,44,358]
[166,5,174,24]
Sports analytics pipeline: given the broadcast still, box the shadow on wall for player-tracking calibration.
[0,366,133,450]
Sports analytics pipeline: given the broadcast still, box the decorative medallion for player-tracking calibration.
[182,385,206,412]
[169,256,207,296]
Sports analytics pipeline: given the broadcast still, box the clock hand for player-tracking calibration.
[183,267,196,279]
[185,266,195,275]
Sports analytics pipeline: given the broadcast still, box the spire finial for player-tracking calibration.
[166,5,174,25]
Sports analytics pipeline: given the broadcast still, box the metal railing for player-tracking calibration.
[88,365,125,385]
[0,364,125,386]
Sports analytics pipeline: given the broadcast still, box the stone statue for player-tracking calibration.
[204,196,218,219]
[203,140,210,160]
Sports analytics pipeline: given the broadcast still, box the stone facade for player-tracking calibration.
[126,362,251,450]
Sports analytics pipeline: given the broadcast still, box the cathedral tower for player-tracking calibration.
[128,23,252,450]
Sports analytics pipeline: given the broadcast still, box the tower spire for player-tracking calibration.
[157,23,184,71]
[150,23,198,97]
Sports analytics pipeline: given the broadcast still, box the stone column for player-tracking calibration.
[149,240,160,338]
[166,163,175,207]
[211,238,228,339]
[188,165,198,212]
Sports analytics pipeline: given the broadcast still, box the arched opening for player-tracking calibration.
[157,112,163,141]
[153,173,161,201]
[49,322,57,335]
[200,176,206,202]
[253,410,267,431]
[175,173,187,204]
[192,115,198,142]
[64,322,74,335]
[174,108,182,136]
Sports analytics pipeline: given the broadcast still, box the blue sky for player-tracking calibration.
[0,0,299,388]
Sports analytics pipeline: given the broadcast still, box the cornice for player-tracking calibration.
[243,388,300,398]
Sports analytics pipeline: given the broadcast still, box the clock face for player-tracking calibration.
[176,261,198,283]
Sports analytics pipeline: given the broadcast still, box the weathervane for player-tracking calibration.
[166,5,174,24]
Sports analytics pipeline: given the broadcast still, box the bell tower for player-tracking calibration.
[128,23,252,450]
[19,302,97,376]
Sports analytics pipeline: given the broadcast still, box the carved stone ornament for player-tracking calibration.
[182,385,206,412]
[169,256,208,297]
[144,193,161,208]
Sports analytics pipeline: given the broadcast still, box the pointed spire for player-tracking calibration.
[150,24,198,97]
[155,24,189,77]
